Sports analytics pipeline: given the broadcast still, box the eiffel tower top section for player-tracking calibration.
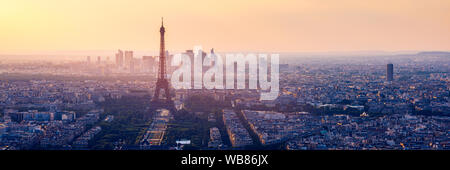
[158,17,166,80]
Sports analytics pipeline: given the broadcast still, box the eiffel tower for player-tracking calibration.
[152,18,173,106]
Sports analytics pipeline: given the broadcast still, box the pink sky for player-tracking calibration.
[1,0,449,54]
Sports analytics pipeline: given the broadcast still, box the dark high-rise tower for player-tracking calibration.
[153,18,171,103]
[387,63,393,81]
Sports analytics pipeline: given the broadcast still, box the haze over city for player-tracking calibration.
[0,0,449,155]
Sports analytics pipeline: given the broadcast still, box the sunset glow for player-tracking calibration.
[1,0,449,54]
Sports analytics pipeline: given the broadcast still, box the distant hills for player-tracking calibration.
[417,51,450,56]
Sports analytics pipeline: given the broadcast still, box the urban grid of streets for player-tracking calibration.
[0,51,448,150]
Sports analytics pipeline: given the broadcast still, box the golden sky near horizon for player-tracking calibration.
[0,0,450,54]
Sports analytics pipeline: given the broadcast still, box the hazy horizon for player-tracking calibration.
[1,50,447,64]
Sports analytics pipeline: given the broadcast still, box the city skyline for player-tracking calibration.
[0,1,448,168]
[1,0,450,55]
[0,20,448,152]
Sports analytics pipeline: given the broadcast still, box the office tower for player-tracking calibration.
[124,51,133,68]
[181,49,207,88]
[97,56,101,65]
[87,56,91,64]
[143,56,156,73]
[115,50,124,67]
[130,58,135,73]
[387,63,393,81]
[153,18,172,103]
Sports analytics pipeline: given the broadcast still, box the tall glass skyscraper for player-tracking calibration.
[387,63,393,81]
